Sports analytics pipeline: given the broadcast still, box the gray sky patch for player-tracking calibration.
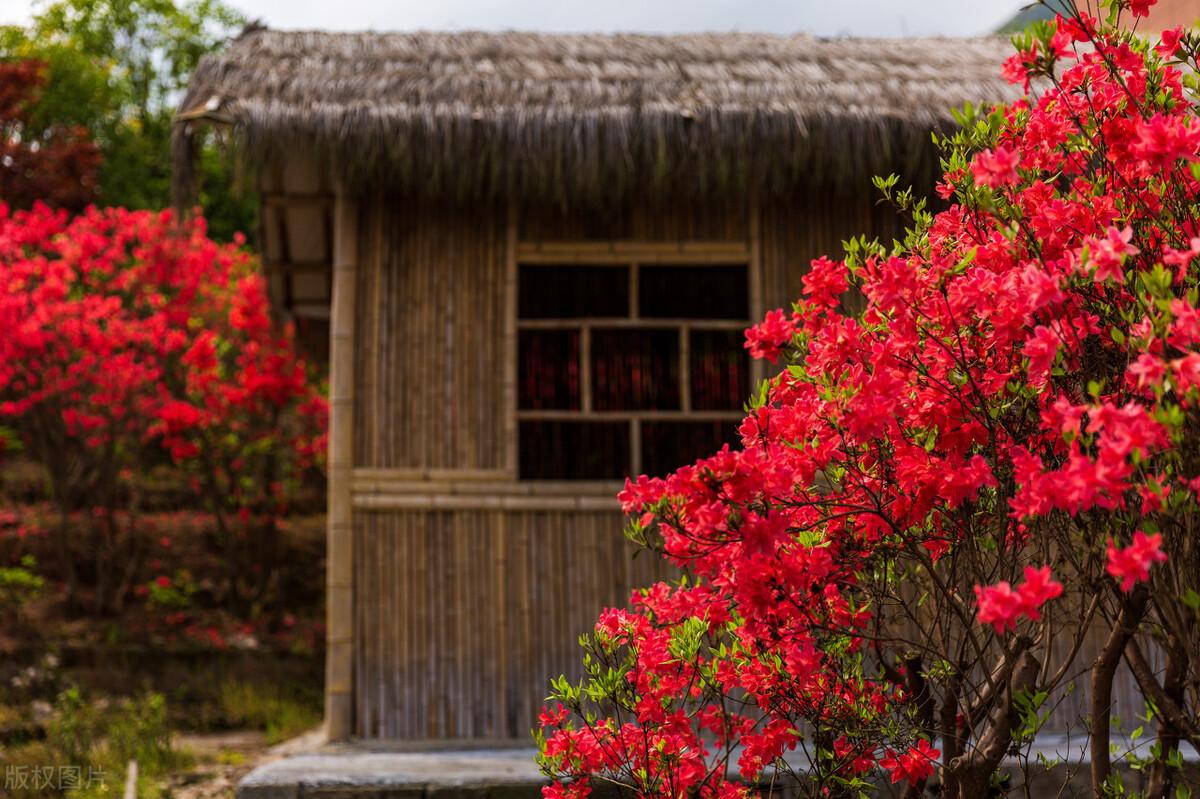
[0,0,1029,37]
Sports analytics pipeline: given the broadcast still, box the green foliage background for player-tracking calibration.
[0,0,255,242]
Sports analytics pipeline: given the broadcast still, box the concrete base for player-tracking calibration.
[237,744,545,799]
[237,737,1200,799]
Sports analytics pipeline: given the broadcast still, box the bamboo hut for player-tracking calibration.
[175,29,1028,742]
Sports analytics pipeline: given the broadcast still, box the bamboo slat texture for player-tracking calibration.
[759,189,907,315]
[353,508,668,739]
[353,197,510,472]
[1040,616,1159,736]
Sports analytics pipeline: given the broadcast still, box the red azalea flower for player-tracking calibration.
[1106,531,1169,591]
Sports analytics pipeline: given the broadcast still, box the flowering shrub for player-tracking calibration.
[0,204,325,613]
[538,3,1200,798]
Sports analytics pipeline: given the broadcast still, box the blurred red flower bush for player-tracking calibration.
[0,203,325,613]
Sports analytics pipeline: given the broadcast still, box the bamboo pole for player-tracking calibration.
[504,204,519,476]
[326,183,358,741]
[748,196,766,387]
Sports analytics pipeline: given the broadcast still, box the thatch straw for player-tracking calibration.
[174,29,1020,203]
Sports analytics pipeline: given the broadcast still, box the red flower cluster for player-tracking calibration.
[879,739,940,785]
[0,204,326,608]
[1106,530,1168,591]
[541,2,1198,796]
[743,308,799,362]
[970,145,1020,188]
[0,204,324,475]
[974,566,1064,633]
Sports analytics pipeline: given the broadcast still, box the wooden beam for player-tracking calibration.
[263,259,334,272]
[262,193,333,207]
[353,493,621,512]
[518,252,750,265]
[354,467,514,483]
[516,409,741,422]
[580,326,592,414]
[630,417,642,477]
[517,240,751,258]
[288,304,332,321]
[350,473,624,496]
[517,318,746,330]
[679,324,691,414]
[629,262,640,320]
[325,184,358,742]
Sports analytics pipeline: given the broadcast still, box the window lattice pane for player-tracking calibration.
[519,330,580,410]
[591,329,680,411]
[641,421,738,477]
[516,255,750,481]
[519,420,630,480]
[690,330,749,411]
[638,265,748,319]
[519,265,629,318]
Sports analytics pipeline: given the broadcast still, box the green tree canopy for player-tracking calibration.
[1,0,255,240]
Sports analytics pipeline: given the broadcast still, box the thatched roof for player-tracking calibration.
[175,29,1021,202]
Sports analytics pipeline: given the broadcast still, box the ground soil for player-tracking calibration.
[166,729,325,799]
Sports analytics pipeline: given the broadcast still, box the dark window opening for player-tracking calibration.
[519,265,629,318]
[519,421,630,480]
[638,265,748,319]
[519,330,580,410]
[294,317,330,370]
[591,329,680,411]
[690,329,749,411]
[641,421,740,478]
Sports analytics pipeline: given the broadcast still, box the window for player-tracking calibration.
[517,259,750,480]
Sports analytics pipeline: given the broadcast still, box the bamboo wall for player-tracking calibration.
[343,194,767,739]
[353,508,665,739]
[352,197,510,472]
[760,189,906,311]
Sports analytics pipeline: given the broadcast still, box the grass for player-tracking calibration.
[0,676,320,798]
[217,679,321,745]
[1,688,192,799]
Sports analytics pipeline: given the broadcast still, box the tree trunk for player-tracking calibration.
[947,649,1039,799]
[1143,639,1186,799]
[939,675,964,799]
[1091,591,1148,797]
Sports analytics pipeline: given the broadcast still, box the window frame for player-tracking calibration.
[514,245,755,481]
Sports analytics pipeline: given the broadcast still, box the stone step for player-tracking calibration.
[237,747,546,799]
[238,738,1200,799]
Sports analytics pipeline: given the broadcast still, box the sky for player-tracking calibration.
[0,0,1031,37]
